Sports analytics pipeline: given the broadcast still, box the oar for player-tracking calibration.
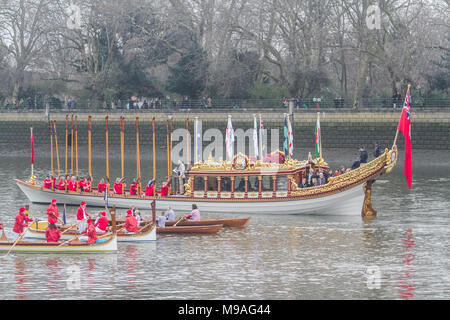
[59,221,81,236]
[56,235,80,247]
[173,217,185,227]
[3,227,29,257]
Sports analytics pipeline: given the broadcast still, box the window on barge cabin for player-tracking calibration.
[207,176,218,191]
[248,176,258,191]
[194,176,203,191]
[262,176,273,191]
[221,177,231,192]
[235,176,245,192]
[276,176,288,191]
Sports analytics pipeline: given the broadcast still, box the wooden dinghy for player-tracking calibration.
[164,217,250,228]
[116,217,250,228]
[156,224,223,234]
[24,220,156,243]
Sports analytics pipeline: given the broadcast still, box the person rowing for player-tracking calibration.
[123,210,140,233]
[12,207,33,241]
[76,201,90,233]
[184,204,201,221]
[45,224,61,243]
[94,211,108,233]
[46,199,60,225]
[145,179,155,196]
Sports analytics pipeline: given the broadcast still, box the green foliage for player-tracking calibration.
[249,82,290,99]
[167,46,208,98]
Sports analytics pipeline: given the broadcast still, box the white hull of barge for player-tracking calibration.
[15,179,365,216]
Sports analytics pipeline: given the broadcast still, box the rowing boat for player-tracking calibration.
[23,220,156,242]
[116,217,250,228]
[0,232,117,253]
[164,217,250,228]
[157,224,223,234]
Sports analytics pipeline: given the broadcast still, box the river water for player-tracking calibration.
[0,145,449,300]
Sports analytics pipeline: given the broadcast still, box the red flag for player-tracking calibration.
[397,86,412,189]
[30,128,35,165]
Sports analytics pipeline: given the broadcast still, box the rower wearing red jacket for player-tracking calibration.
[124,210,140,233]
[12,207,33,241]
[57,177,66,190]
[113,178,124,194]
[85,219,97,244]
[46,199,59,225]
[43,175,52,189]
[76,201,90,233]
[97,178,107,193]
[160,179,169,197]
[94,211,108,233]
[129,179,138,195]
[45,224,61,243]
[145,179,155,196]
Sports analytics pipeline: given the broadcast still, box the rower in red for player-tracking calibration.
[97,178,107,193]
[85,219,97,244]
[113,178,124,194]
[129,179,138,195]
[145,179,155,196]
[94,211,108,233]
[45,224,61,243]
[46,199,60,225]
[43,175,52,189]
[77,201,90,233]
[160,178,169,197]
[12,207,33,241]
[123,210,140,233]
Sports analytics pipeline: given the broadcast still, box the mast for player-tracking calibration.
[105,116,109,192]
[152,117,156,180]
[88,115,92,178]
[53,120,60,177]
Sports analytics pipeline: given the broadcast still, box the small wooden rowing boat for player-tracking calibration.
[165,217,250,228]
[116,217,250,228]
[156,224,223,234]
[24,220,156,242]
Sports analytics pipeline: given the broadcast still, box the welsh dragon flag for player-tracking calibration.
[315,114,321,158]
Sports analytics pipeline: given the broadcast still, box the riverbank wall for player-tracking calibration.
[0,110,449,153]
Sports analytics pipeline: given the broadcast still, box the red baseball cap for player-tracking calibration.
[19,207,26,213]
[101,211,106,217]
[51,199,57,203]
[80,201,86,206]
[126,210,132,215]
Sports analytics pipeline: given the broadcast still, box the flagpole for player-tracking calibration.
[88,115,92,179]
[49,120,53,177]
[120,116,125,184]
[70,114,74,175]
[259,114,263,161]
[392,84,411,149]
[136,117,141,195]
[105,116,109,193]
[166,119,170,178]
[53,120,60,177]
[30,127,34,182]
[318,112,322,159]
[75,115,78,178]
[65,114,68,175]
[186,118,190,166]
[152,117,156,180]
[194,117,198,164]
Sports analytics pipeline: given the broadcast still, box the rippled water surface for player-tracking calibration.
[0,146,449,300]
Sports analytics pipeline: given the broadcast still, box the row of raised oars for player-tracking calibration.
[47,116,191,195]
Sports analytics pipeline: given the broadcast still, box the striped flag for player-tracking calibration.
[62,204,67,224]
[259,114,265,160]
[315,113,321,158]
[283,114,289,157]
[195,117,201,163]
[103,191,109,209]
[253,114,259,158]
[287,114,294,157]
[225,116,234,161]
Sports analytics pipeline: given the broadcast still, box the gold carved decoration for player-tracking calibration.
[361,180,377,217]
